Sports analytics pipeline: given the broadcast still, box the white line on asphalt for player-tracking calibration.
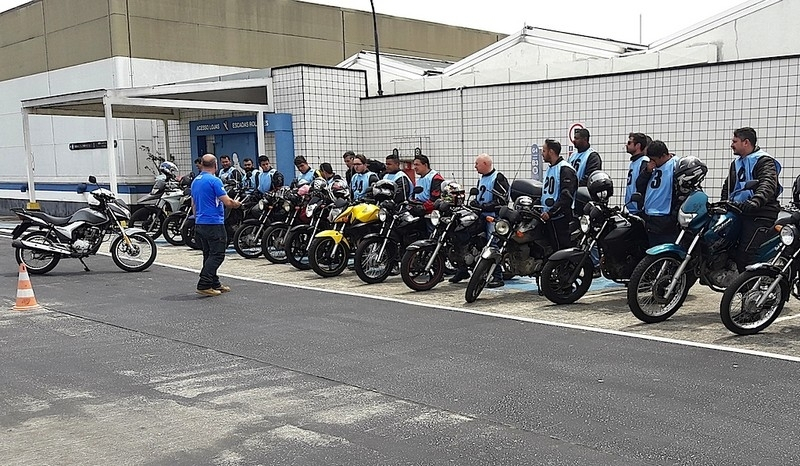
[152,259,800,364]
[775,313,800,323]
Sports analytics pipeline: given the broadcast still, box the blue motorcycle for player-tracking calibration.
[627,187,782,323]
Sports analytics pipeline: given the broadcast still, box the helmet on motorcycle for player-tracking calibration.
[587,171,614,202]
[297,184,311,197]
[159,161,178,178]
[514,195,534,211]
[441,180,465,204]
[792,174,800,206]
[311,178,327,192]
[674,156,708,193]
[372,179,396,200]
[330,179,350,199]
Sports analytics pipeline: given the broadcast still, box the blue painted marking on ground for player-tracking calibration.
[500,276,624,293]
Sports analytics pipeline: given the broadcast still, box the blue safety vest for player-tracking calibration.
[730,149,783,202]
[477,170,499,205]
[383,171,412,199]
[242,170,259,189]
[414,169,439,203]
[258,169,276,193]
[626,156,650,214]
[644,157,678,216]
[542,159,574,215]
[568,147,596,182]
[297,169,315,184]
[351,171,376,200]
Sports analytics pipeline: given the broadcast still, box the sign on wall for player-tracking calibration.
[530,144,541,181]
[69,140,117,150]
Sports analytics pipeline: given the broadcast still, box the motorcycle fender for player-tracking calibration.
[315,229,348,246]
[645,243,687,259]
[548,247,586,263]
[12,222,33,238]
[360,232,386,243]
[123,227,148,236]
[405,238,438,251]
[288,224,312,234]
[744,262,783,273]
[242,218,261,227]
[481,247,502,261]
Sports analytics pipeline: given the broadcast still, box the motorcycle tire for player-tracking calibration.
[14,231,61,275]
[162,212,186,246]
[262,224,290,264]
[233,223,264,259]
[354,236,396,284]
[465,258,493,303]
[627,253,691,323]
[130,206,164,240]
[400,248,444,292]
[181,218,199,250]
[309,236,350,278]
[720,269,788,335]
[284,227,312,270]
[111,232,157,272]
[501,252,515,281]
[540,258,594,305]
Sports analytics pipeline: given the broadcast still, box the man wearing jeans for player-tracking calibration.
[191,154,242,296]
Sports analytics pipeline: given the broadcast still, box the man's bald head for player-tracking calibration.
[201,154,217,172]
[474,153,493,175]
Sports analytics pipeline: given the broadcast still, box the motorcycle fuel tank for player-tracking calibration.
[70,207,107,225]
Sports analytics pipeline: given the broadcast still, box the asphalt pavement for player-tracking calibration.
[2,235,800,465]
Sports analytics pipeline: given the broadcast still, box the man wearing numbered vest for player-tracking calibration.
[541,139,578,252]
[568,128,602,187]
[350,154,379,201]
[625,132,650,214]
[637,141,680,247]
[383,152,413,204]
[721,127,782,272]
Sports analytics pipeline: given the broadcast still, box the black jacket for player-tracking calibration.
[576,151,602,186]
[550,162,578,219]
[475,170,510,213]
[720,152,781,219]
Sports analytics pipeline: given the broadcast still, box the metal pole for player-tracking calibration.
[257,111,266,160]
[369,0,383,96]
[21,108,38,209]
[163,119,171,161]
[103,94,119,195]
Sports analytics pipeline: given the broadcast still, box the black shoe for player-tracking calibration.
[487,278,505,288]
[449,269,470,283]
[592,269,602,279]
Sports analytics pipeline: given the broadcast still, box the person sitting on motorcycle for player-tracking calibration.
[541,139,578,253]
[218,155,243,183]
[721,127,782,272]
[319,162,342,186]
[382,152,413,204]
[241,158,259,190]
[410,153,444,214]
[256,155,284,194]
[294,155,318,185]
[625,132,650,215]
[350,154,379,201]
[568,128,603,189]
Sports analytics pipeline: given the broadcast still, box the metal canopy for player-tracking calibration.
[20,77,274,204]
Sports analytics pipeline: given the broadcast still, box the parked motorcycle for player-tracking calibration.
[129,165,183,239]
[11,176,157,274]
[283,179,339,270]
[182,181,260,250]
[260,187,309,264]
[160,187,192,246]
[540,172,649,304]
[719,208,799,335]
[233,187,290,258]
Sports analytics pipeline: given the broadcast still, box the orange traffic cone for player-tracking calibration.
[13,263,40,311]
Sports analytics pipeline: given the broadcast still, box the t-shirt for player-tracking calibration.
[191,172,226,225]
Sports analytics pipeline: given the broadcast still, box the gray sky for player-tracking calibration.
[1,0,748,44]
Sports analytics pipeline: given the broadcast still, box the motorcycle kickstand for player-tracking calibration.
[79,258,91,272]
[536,275,543,296]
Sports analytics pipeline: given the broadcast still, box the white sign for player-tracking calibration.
[530,144,541,180]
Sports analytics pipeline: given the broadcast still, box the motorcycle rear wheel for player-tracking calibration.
[400,248,444,292]
[540,258,594,304]
[233,223,264,259]
[111,232,157,272]
[284,227,312,270]
[720,269,788,335]
[465,258,493,303]
[15,231,61,275]
[354,236,396,284]
[130,206,164,240]
[161,212,186,246]
[309,236,350,278]
[262,224,289,264]
[627,254,691,323]
[181,218,199,250]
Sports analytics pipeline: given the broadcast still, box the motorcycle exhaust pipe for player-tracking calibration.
[12,238,71,255]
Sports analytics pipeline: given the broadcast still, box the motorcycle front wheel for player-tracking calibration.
[111,232,157,272]
[354,237,396,284]
[161,212,186,246]
[720,269,788,335]
[627,253,691,323]
[233,223,264,259]
[130,206,164,240]
[284,227,312,270]
[309,236,350,278]
[15,231,61,274]
[262,224,289,264]
[540,258,594,304]
[400,248,444,292]
[465,258,493,303]
[181,218,199,250]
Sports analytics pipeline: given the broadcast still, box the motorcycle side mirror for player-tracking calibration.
[413,186,424,195]
[469,187,479,196]
[629,192,643,207]
[77,183,88,194]
[88,175,97,184]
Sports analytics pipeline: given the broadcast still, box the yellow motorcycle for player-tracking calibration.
[308,199,381,277]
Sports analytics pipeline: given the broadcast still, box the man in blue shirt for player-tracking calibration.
[191,154,242,296]
[257,155,284,194]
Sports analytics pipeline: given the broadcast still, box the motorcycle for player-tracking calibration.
[182,181,260,250]
[129,174,182,240]
[233,187,291,259]
[627,182,782,323]
[11,176,157,274]
[719,208,799,335]
[283,180,337,270]
[160,187,192,246]
[260,187,309,264]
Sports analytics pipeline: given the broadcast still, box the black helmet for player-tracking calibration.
[587,171,613,202]
[674,156,708,193]
[372,179,396,200]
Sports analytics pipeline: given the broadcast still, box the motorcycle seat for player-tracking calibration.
[28,211,72,226]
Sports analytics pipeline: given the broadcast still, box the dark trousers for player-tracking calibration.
[546,216,572,252]
[195,223,227,290]
[736,215,778,272]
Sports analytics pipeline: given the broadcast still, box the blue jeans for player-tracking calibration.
[195,223,227,290]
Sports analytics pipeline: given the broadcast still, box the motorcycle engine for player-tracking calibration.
[701,255,739,289]
[512,245,541,276]
[72,226,102,254]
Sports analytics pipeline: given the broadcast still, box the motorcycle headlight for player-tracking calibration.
[259,199,268,210]
[579,215,590,233]
[282,200,291,212]
[378,208,388,222]
[306,204,317,216]
[430,210,441,226]
[494,220,511,236]
[328,208,343,222]
[780,225,796,246]
[678,210,697,228]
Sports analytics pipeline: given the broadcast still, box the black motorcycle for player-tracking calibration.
[12,176,157,274]
[260,188,309,264]
[233,188,290,259]
[160,187,192,246]
[182,182,260,250]
[283,183,336,270]
[129,174,182,240]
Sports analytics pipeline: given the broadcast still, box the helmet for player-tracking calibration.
[441,180,464,203]
[674,156,708,193]
[331,179,350,199]
[372,179,396,200]
[297,184,311,197]
[587,171,614,202]
[311,178,327,192]
[159,161,178,178]
[515,195,534,211]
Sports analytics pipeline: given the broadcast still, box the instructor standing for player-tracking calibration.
[192,154,241,296]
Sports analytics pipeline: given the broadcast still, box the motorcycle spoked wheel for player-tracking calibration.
[540,259,594,304]
[309,237,350,278]
[354,237,397,284]
[627,253,691,323]
[14,231,61,274]
[719,269,789,335]
[400,248,445,292]
[129,207,164,240]
[465,258,493,303]
[161,212,186,246]
[261,224,289,264]
[284,227,313,270]
[233,223,265,259]
[111,232,157,272]
[501,252,515,281]
[181,218,199,250]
